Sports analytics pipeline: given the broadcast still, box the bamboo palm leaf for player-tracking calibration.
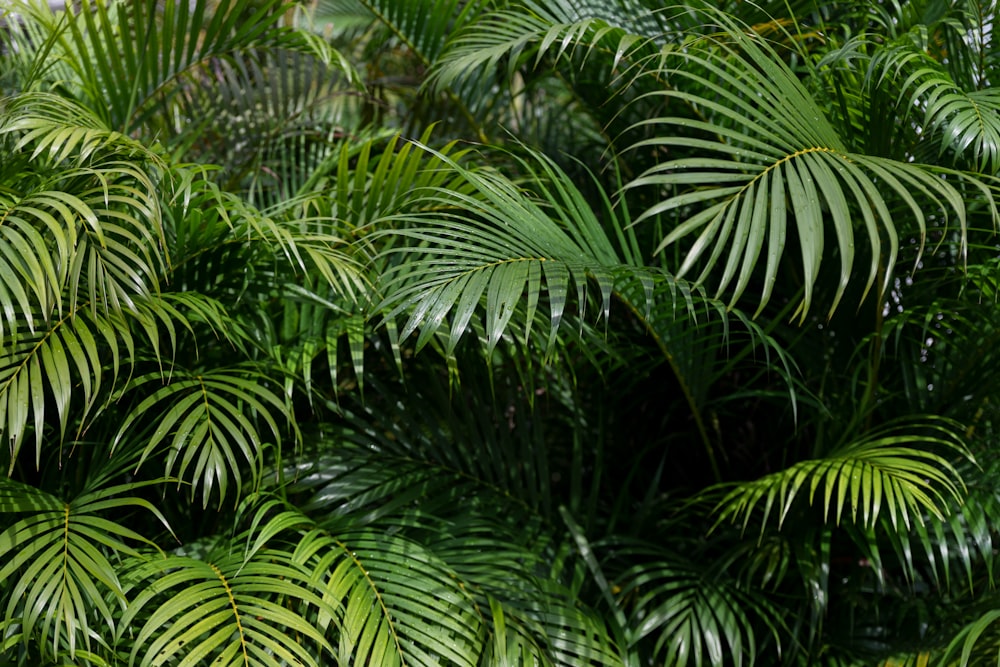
[871,43,1000,174]
[438,525,618,667]
[113,366,292,506]
[428,5,657,93]
[53,0,324,133]
[377,146,629,354]
[294,525,483,667]
[623,15,986,320]
[0,479,167,661]
[616,557,776,667]
[0,303,178,472]
[716,419,970,533]
[120,547,332,666]
[0,163,163,348]
[360,0,491,67]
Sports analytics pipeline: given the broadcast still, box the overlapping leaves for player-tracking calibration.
[114,366,291,505]
[623,17,984,320]
[0,479,167,661]
[716,419,970,533]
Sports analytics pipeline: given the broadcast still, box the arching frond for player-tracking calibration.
[175,47,359,197]
[616,556,778,667]
[376,146,634,354]
[113,366,293,506]
[622,15,987,320]
[871,43,1000,174]
[0,150,165,348]
[0,479,167,661]
[120,547,332,666]
[1,307,134,471]
[294,525,486,666]
[716,419,970,533]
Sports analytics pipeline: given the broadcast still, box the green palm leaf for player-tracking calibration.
[0,306,137,471]
[294,525,483,667]
[360,0,491,67]
[113,366,292,505]
[617,558,776,667]
[377,146,628,354]
[0,154,163,349]
[936,608,1000,667]
[872,43,1000,174]
[57,0,324,134]
[623,15,986,319]
[428,4,656,93]
[716,419,970,533]
[0,479,167,661]
[121,548,331,666]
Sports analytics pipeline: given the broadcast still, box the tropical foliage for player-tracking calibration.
[2,0,1000,664]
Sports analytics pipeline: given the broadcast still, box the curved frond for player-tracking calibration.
[936,608,1000,667]
[623,15,981,319]
[0,479,166,661]
[113,366,292,505]
[295,526,485,667]
[0,158,164,348]
[617,557,778,667]
[872,43,1000,174]
[716,419,971,533]
[377,146,628,354]
[0,307,136,471]
[120,547,331,666]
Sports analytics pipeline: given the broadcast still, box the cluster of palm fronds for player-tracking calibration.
[2,0,1000,664]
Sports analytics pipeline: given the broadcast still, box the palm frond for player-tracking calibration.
[716,419,970,533]
[113,365,293,506]
[120,545,331,666]
[430,9,651,92]
[376,145,634,354]
[622,13,986,320]
[871,43,1000,174]
[0,102,165,347]
[360,0,491,67]
[0,479,168,661]
[21,0,353,138]
[0,306,142,472]
[616,555,778,667]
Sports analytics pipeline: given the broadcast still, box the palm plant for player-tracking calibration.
[4,0,1000,664]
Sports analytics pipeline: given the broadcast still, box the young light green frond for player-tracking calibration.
[295,526,484,667]
[716,419,970,534]
[624,21,973,320]
[121,548,332,667]
[113,366,293,507]
[282,127,471,229]
[0,479,163,661]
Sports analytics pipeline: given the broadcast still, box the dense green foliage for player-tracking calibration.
[2,0,1000,664]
